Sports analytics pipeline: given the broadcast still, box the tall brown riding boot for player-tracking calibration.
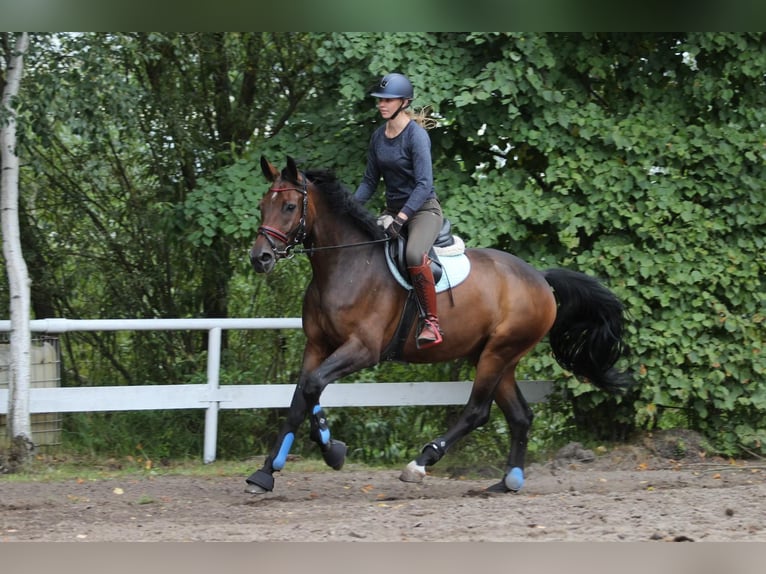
[408,254,443,349]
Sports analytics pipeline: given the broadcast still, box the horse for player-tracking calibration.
[246,155,633,494]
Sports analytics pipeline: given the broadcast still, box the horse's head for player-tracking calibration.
[249,156,309,273]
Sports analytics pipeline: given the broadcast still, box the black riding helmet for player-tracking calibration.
[370,72,414,99]
[369,73,414,120]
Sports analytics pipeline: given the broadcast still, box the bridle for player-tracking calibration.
[256,178,309,260]
[256,175,389,261]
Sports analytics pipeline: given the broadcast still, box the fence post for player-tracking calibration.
[203,327,222,463]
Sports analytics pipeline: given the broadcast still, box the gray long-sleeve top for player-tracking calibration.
[354,120,436,219]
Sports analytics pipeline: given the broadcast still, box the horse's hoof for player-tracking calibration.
[322,439,347,470]
[245,469,274,494]
[484,480,511,493]
[245,483,269,495]
[503,467,525,492]
[399,461,426,483]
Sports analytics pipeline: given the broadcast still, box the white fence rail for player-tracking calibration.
[0,318,554,463]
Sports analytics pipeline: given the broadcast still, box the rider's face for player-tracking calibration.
[377,97,405,119]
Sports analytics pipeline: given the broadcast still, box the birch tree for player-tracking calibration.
[1,32,32,466]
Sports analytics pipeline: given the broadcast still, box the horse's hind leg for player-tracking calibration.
[399,396,496,483]
[486,370,533,493]
[399,355,504,484]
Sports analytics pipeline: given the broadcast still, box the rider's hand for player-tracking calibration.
[377,214,394,230]
[386,215,407,239]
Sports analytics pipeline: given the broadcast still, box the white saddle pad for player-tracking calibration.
[384,236,471,293]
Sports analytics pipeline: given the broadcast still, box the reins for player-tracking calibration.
[293,237,389,256]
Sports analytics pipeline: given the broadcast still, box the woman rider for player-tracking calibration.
[354,72,444,349]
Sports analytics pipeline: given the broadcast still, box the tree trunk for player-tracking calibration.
[1,32,33,467]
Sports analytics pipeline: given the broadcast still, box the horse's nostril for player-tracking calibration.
[250,249,267,264]
[249,248,273,272]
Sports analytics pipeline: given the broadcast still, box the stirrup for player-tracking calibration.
[416,318,443,349]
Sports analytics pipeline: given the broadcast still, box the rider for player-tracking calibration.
[354,72,444,349]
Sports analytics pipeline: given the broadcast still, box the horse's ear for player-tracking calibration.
[260,156,279,182]
[286,156,299,181]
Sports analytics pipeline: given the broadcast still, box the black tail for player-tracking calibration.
[543,268,634,394]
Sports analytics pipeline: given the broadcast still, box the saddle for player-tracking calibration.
[381,219,470,362]
[387,219,457,284]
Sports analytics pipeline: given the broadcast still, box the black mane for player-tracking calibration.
[304,168,386,240]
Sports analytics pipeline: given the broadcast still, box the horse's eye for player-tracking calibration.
[285,203,297,213]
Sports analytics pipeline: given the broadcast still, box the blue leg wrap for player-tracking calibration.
[272,432,294,471]
[311,405,331,445]
[504,467,525,491]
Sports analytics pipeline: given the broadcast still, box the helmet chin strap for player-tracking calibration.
[389,99,410,121]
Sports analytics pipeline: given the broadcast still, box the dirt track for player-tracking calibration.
[2,437,765,542]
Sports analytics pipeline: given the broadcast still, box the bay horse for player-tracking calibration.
[246,156,633,494]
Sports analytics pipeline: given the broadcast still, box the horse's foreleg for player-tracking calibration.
[308,403,347,470]
[302,337,378,470]
[486,373,533,493]
[245,382,310,494]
